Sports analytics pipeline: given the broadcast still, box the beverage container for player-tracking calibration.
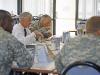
[62,31,70,43]
[77,29,84,36]
[51,36,60,50]
[26,44,38,63]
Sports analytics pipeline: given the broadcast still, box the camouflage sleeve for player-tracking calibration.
[30,21,47,34]
[29,27,34,32]
[12,38,34,69]
[55,46,65,73]
[29,21,38,32]
[38,27,47,34]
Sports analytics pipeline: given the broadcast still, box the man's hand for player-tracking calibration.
[46,32,52,37]
[34,30,44,39]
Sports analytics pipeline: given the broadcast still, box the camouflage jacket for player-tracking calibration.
[55,34,100,73]
[30,20,47,35]
[0,27,33,75]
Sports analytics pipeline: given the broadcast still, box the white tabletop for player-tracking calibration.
[12,38,64,73]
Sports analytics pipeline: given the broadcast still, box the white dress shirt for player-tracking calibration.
[12,23,36,45]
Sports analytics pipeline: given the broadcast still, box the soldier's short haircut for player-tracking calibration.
[86,16,100,33]
[0,10,11,20]
[40,14,51,20]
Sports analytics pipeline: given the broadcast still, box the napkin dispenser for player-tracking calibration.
[51,36,60,50]
[26,44,38,63]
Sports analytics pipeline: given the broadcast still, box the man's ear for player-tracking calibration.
[21,18,24,22]
[0,19,5,26]
[97,30,100,35]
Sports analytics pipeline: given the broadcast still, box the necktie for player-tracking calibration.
[24,28,27,37]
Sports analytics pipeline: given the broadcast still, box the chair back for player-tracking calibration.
[61,61,100,75]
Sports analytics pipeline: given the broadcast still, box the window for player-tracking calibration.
[78,0,100,19]
[22,0,53,17]
[0,0,17,15]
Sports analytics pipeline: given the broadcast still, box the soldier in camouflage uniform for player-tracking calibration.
[29,14,52,38]
[55,16,100,73]
[0,10,33,75]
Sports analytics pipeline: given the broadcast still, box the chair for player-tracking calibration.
[61,61,100,75]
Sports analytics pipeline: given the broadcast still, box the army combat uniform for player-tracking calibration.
[55,34,100,73]
[30,20,48,38]
[0,27,33,75]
